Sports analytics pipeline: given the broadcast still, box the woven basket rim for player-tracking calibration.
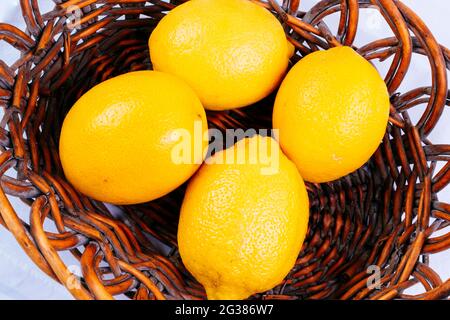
[0,0,449,300]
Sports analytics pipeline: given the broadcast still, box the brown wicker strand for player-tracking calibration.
[0,0,448,300]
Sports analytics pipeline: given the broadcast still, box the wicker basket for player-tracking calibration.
[0,0,449,300]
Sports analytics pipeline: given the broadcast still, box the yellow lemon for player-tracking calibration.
[287,40,296,59]
[273,46,390,183]
[59,71,208,205]
[178,136,309,300]
[149,0,290,110]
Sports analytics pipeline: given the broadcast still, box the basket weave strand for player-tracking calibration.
[0,0,449,300]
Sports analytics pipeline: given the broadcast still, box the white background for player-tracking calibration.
[0,0,448,299]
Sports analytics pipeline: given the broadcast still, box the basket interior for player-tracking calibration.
[0,0,449,300]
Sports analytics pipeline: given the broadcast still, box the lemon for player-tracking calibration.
[59,71,208,205]
[149,0,289,110]
[178,136,309,300]
[273,46,390,183]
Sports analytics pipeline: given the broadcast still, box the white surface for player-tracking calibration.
[0,0,449,299]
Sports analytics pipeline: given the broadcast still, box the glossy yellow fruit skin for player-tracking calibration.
[59,71,208,205]
[178,136,309,300]
[273,46,390,183]
[149,0,289,111]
